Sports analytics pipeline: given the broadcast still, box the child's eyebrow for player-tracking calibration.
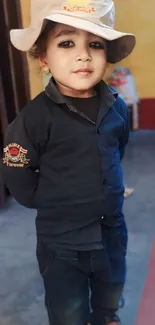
[55,29,77,38]
[54,28,104,41]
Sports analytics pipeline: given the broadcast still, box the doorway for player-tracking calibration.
[0,0,30,205]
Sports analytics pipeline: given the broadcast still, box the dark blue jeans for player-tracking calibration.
[36,221,127,325]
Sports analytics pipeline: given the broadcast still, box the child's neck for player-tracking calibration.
[56,81,96,98]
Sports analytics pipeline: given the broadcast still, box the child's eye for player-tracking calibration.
[90,42,105,49]
[58,41,74,48]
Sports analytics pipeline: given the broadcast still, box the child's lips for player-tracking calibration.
[74,69,93,76]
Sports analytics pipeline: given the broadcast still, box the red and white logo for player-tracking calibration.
[3,143,30,167]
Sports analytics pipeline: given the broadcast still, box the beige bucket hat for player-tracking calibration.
[10,0,136,63]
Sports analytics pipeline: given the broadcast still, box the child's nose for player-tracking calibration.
[75,46,92,62]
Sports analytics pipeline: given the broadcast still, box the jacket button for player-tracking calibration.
[101,216,104,220]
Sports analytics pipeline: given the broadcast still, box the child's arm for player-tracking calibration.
[2,104,48,209]
[117,98,130,160]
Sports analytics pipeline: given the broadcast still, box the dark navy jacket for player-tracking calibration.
[2,79,129,250]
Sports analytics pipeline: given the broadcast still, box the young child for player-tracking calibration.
[2,1,136,324]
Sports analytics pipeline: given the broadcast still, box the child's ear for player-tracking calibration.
[38,56,49,73]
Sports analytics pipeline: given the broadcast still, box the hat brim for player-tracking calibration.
[10,13,136,63]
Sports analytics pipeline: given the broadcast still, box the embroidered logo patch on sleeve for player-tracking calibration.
[3,143,30,167]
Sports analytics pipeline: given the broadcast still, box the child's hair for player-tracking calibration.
[28,21,56,59]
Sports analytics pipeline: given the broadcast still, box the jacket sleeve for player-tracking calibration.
[2,104,48,209]
[117,97,130,160]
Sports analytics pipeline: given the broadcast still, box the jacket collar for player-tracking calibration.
[45,78,117,103]
[45,78,118,125]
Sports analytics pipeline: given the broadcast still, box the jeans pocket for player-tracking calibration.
[55,250,78,261]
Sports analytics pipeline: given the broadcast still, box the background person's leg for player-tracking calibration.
[36,242,90,325]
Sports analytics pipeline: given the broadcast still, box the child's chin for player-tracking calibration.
[71,79,95,90]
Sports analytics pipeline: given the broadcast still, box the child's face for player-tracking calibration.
[42,23,107,97]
